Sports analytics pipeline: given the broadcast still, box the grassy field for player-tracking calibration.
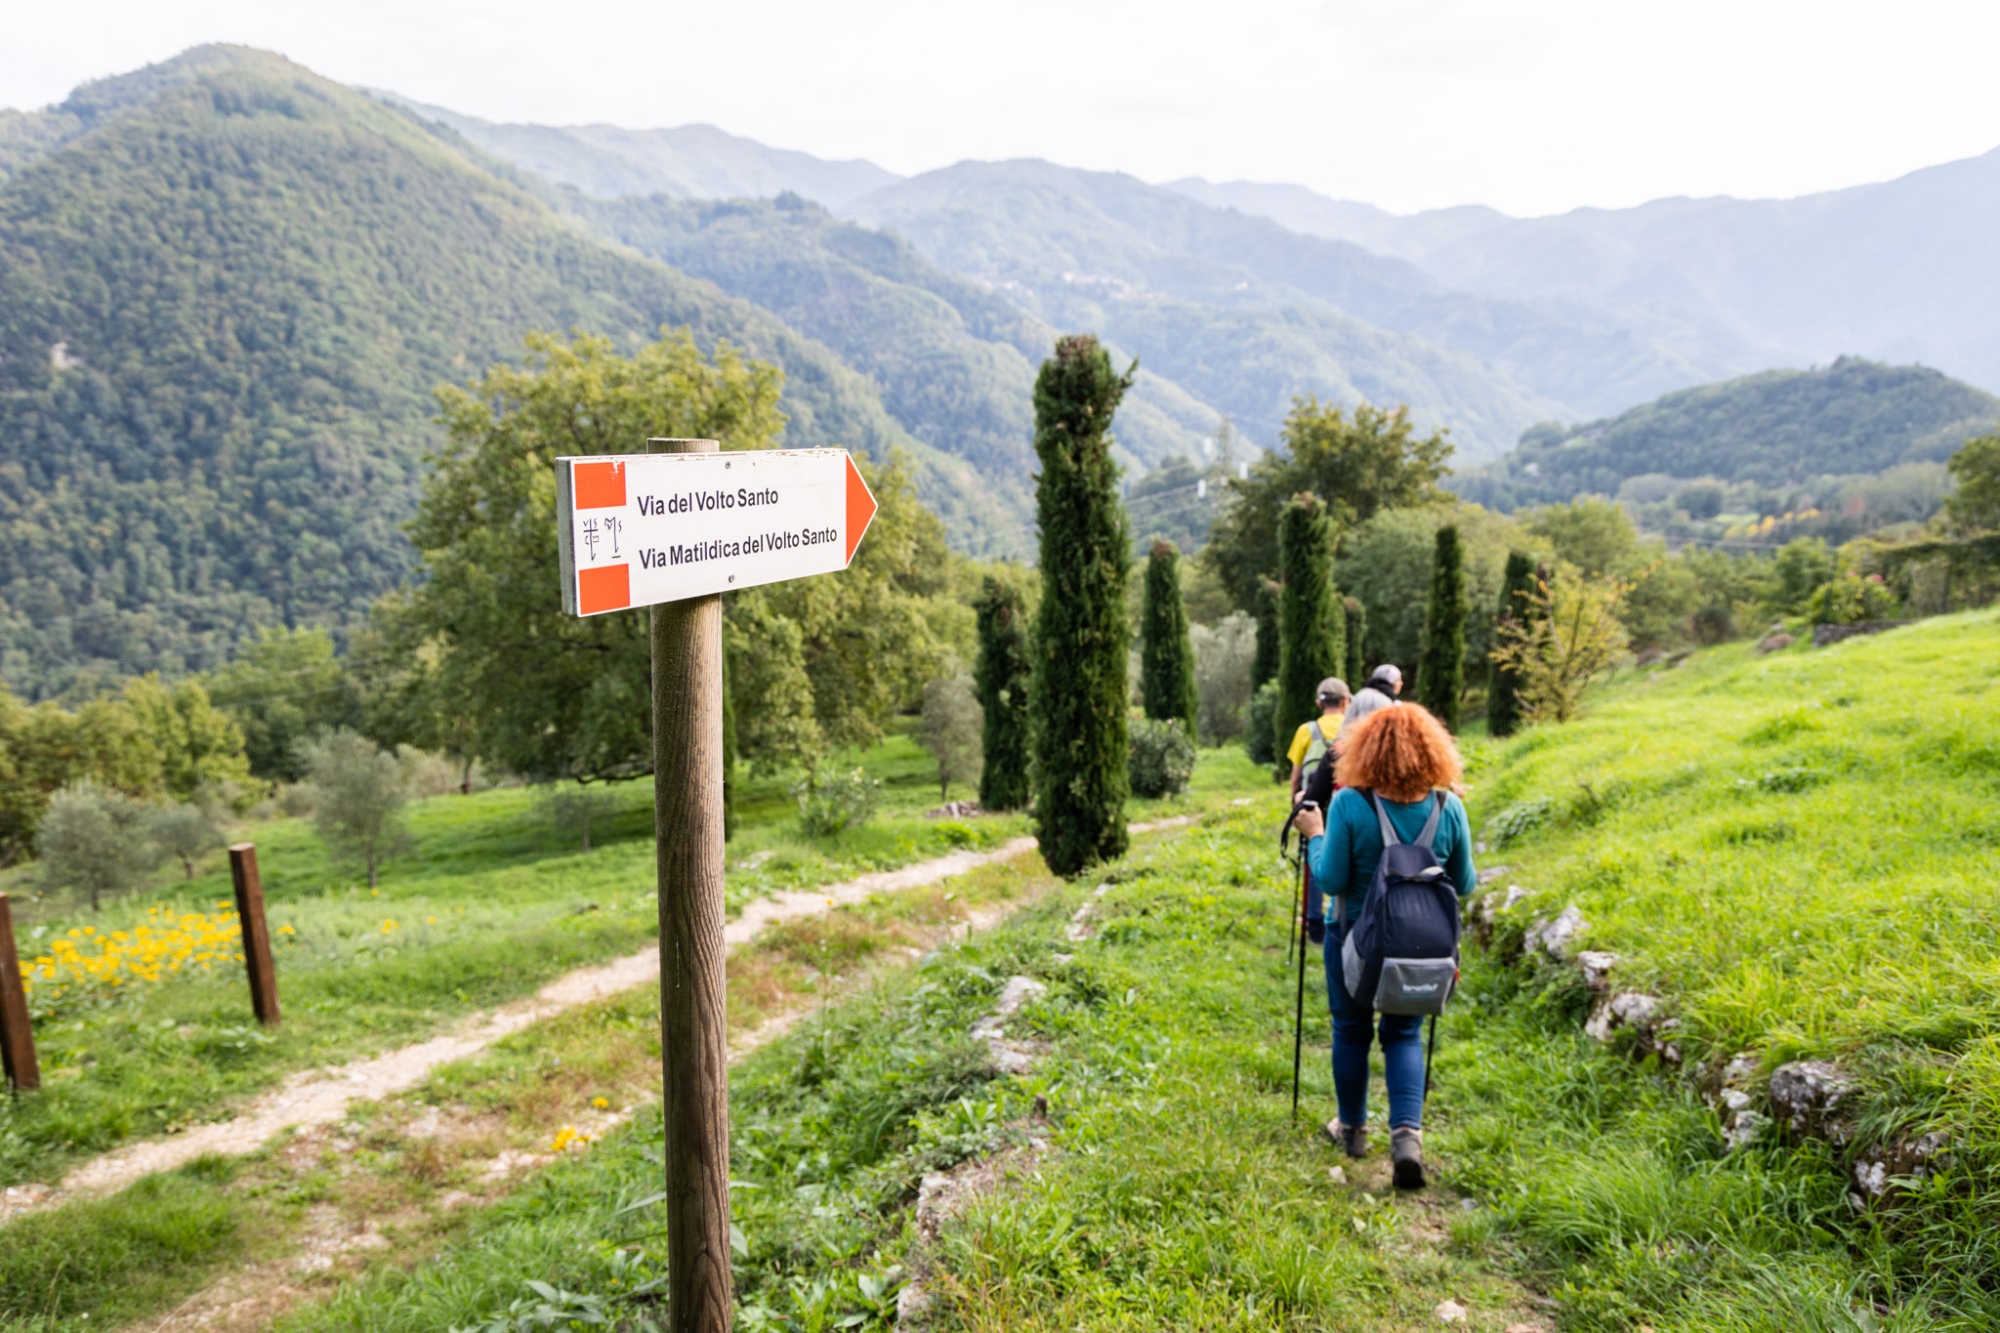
[0,726,1040,1187]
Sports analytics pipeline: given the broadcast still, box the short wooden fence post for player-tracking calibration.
[0,893,39,1092]
[228,844,282,1026]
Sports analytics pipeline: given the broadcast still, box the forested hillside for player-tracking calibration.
[573,191,1221,519]
[0,47,995,698]
[1458,357,2000,509]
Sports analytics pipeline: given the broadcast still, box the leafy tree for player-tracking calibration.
[1491,569,1632,724]
[150,803,224,880]
[973,577,1033,811]
[37,781,161,910]
[206,628,361,782]
[1947,432,2000,533]
[1417,525,1466,729]
[1190,611,1257,746]
[1525,499,1641,579]
[540,785,621,853]
[1487,552,1538,739]
[1140,542,1200,730]
[1031,335,1134,877]
[1769,537,1837,617]
[119,676,252,802]
[1205,398,1452,612]
[1336,503,1528,676]
[409,329,782,783]
[301,730,410,888]
[0,688,165,864]
[1272,493,1345,763]
[920,673,984,801]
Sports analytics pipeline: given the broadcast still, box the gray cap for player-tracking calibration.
[1316,677,1350,704]
[1370,664,1403,687]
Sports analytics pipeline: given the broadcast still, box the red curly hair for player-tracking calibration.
[1334,703,1463,802]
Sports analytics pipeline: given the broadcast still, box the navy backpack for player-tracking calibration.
[1338,792,1462,1015]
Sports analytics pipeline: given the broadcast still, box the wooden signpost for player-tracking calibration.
[558,440,876,1332]
[229,844,282,1026]
[0,893,38,1093]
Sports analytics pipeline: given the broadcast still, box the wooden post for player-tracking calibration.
[228,844,282,1026]
[650,437,733,1332]
[0,893,39,1092]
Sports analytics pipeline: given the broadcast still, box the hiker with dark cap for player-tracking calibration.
[1286,677,1349,803]
[1293,701,1475,1190]
[1339,664,1402,739]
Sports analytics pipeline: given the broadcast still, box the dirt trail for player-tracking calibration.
[5,818,1195,1222]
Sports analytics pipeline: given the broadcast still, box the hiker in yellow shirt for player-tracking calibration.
[1287,677,1351,802]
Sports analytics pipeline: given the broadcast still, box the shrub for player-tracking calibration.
[1804,571,1900,625]
[149,803,224,881]
[1487,551,1538,738]
[539,785,621,852]
[792,768,880,838]
[1128,718,1197,798]
[300,729,410,888]
[36,781,162,911]
[1486,796,1556,847]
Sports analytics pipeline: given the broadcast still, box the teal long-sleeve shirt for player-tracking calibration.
[1305,787,1477,926]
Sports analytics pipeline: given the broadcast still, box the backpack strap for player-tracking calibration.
[1370,791,1401,846]
[1414,792,1445,850]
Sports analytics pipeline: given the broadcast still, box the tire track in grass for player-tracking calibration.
[4,820,1195,1224]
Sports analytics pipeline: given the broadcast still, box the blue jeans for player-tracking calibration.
[1322,923,1426,1129]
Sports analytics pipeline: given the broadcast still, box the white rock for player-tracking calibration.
[1584,991,1660,1043]
[993,975,1047,1018]
[1477,865,1510,886]
[1436,1298,1469,1323]
[1576,951,1619,991]
[1525,905,1587,959]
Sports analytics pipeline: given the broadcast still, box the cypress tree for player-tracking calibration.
[1272,493,1346,764]
[1251,582,1280,688]
[974,576,1033,809]
[1031,335,1135,876]
[1140,541,1200,731]
[1417,524,1467,730]
[1487,550,1537,739]
[1343,595,1367,689]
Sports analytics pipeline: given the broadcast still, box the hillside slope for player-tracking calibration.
[1456,357,2000,509]
[572,192,1221,521]
[842,159,1766,447]
[0,46,990,696]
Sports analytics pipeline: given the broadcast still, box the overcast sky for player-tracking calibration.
[6,0,1998,216]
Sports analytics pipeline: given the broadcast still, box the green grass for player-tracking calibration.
[238,625,2000,1329]
[0,724,1049,1187]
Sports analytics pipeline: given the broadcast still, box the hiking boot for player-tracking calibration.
[1391,1126,1425,1190]
[1321,1119,1368,1159]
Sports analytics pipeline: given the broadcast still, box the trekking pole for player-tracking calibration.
[1291,852,1309,1119]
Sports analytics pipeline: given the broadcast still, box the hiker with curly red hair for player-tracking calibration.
[1292,702,1475,1189]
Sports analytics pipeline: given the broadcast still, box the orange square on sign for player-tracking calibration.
[578,563,631,615]
[572,460,627,509]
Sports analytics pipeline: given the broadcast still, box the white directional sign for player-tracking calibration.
[557,447,878,616]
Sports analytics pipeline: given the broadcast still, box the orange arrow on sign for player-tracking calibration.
[844,454,878,564]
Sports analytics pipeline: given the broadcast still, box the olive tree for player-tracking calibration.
[301,730,410,888]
